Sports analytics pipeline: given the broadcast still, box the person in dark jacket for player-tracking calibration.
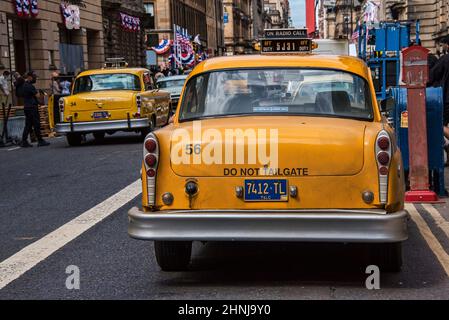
[430,36,449,164]
[20,71,50,148]
[428,54,439,72]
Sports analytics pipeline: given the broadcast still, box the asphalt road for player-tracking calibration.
[0,133,449,299]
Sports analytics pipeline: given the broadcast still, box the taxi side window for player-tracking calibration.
[74,76,93,93]
[143,72,154,91]
[181,75,207,118]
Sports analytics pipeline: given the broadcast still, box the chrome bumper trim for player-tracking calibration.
[55,118,149,133]
[128,208,409,243]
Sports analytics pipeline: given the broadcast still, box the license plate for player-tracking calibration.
[93,111,109,119]
[244,179,288,202]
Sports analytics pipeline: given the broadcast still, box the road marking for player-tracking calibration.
[0,180,141,290]
[7,147,20,151]
[422,204,449,238]
[406,203,449,276]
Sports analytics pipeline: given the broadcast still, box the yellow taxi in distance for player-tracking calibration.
[50,65,170,146]
[128,53,407,272]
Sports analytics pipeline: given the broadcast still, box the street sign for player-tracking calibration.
[263,29,308,39]
[261,38,312,54]
[323,0,336,6]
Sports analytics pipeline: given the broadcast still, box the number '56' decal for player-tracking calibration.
[185,144,201,155]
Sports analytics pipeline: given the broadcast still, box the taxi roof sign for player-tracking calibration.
[103,57,128,69]
[264,29,308,39]
[260,28,315,55]
[261,39,313,54]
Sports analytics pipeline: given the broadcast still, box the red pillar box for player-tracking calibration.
[402,45,438,202]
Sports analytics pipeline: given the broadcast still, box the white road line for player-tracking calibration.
[422,204,449,239]
[406,203,449,277]
[0,180,141,290]
[7,147,20,151]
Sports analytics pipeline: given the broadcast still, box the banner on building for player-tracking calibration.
[151,39,172,55]
[171,25,196,68]
[61,2,81,30]
[120,13,140,32]
[363,0,381,23]
[13,0,39,18]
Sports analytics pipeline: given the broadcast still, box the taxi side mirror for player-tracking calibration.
[380,96,395,113]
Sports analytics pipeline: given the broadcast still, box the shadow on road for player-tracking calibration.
[155,240,446,290]
[53,133,143,148]
[85,135,143,146]
[155,242,378,288]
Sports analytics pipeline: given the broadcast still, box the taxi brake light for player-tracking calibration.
[143,133,159,207]
[145,154,157,167]
[59,98,65,123]
[379,166,389,176]
[136,94,142,117]
[377,137,390,150]
[377,152,390,166]
[145,139,157,153]
[146,169,156,177]
[376,131,392,204]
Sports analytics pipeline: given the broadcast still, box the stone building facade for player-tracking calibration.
[0,0,104,91]
[251,0,265,40]
[319,0,363,39]
[318,0,336,39]
[264,0,289,29]
[223,0,288,55]
[383,0,449,53]
[223,0,253,55]
[319,0,449,53]
[102,0,146,67]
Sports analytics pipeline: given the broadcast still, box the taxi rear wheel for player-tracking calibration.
[154,241,192,271]
[369,242,403,273]
[93,132,105,142]
[66,133,82,146]
[140,117,155,139]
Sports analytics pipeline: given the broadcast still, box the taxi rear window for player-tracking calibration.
[179,68,374,121]
[73,73,141,93]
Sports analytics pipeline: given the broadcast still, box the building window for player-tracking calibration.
[144,2,155,29]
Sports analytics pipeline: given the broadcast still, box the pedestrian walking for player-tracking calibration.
[430,36,449,164]
[0,70,11,107]
[60,77,71,95]
[20,71,50,148]
[50,71,62,95]
[154,67,165,80]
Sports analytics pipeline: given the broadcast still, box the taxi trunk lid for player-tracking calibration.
[67,91,137,112]
[170,117,366,177]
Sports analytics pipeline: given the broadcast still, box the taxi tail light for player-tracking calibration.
[143,133,159,206]
[376,131,392,204]
[135,94,142,118]
[59,98,65,123]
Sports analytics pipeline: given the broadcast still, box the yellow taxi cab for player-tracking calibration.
[49,60,170,146]
[128,31,407,272]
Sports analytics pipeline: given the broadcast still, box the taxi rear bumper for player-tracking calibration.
[128,208,409,243]
[55,118,149,133]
